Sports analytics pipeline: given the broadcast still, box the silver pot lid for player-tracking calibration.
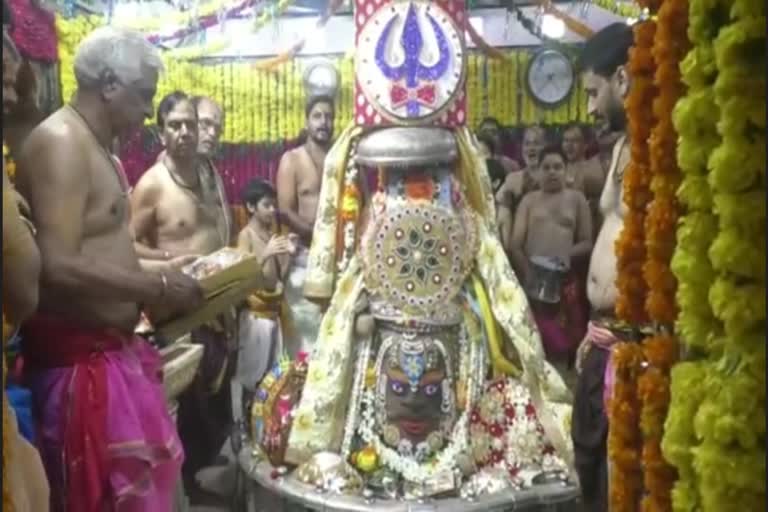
[355,127,458,168]
[303,59,340,99]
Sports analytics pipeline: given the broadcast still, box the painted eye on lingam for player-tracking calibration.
[384,368,445,444]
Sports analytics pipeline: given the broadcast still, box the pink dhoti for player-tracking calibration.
[21,314,183,512]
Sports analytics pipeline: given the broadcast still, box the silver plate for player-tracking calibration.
[355,128,458,168]
[237,443,580,512]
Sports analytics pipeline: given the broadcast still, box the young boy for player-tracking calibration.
[510,145,592,370]
[232,179,295,422]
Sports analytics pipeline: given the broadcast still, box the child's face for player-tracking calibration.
[538,153,566,192]
[252,196,276,226]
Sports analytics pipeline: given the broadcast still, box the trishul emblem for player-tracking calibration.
[375,2,451,117]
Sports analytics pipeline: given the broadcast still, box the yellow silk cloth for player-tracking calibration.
[246,286,294,342]
[285,126,574,473]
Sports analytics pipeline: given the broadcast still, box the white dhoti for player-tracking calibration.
[235,312,282,392]
[231,291,284,423]
[283,247,323,357]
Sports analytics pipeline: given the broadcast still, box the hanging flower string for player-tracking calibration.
[614,19,656,325]
[607,341,645,512]
[637,334,677,511]
[662,0,766,509]
[55,14,591,144]
[693,5,766,510]
[659,0,722,504]
[632,0,690,507]
[644,0,689,325]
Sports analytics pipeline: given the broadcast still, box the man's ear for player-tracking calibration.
[614,65,630,98]
[100,69,120,102]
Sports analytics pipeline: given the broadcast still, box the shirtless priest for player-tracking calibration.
[130,90,235,494]
[275,95,334,355]
[570,22,635,512]
[14,27,204,511]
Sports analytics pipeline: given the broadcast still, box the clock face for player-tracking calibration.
[526,49,575,107]
[356,1,466,124]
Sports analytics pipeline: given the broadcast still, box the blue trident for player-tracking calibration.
[375,2,451,117]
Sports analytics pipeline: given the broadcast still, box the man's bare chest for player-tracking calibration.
[82,159,131,236]
[529,197,577,230]
[157,186,224,230]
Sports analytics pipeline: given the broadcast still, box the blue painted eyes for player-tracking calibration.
[390,380,407,395]
[389,380,440,397]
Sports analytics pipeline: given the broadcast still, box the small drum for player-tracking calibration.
[526,256,568,304]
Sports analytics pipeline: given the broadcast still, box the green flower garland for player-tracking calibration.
[662,0,766,509]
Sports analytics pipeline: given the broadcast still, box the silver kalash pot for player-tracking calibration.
[525,256,568,304]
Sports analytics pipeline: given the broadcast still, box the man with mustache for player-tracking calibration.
[275,95,335,356]
[496,125,547,252]
[570,22,634,512]
[130,90,235,499]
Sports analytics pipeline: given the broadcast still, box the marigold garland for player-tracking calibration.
[634,0,689,506]
[691,10,767,510]
[638,334,678,511]
[54,13,591,144]
[662,0,766,509]
[608,342,645,512]
[615,19,657,325]
[644,0,689,326]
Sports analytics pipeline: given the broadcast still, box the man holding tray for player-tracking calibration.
[14,27,204,511]
[130,90,237,498]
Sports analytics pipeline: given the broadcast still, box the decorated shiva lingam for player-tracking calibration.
[238,0,579,510]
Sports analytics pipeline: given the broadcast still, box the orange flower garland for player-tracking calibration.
[634,0,690,509]
[638,334,678,511]
[615,20,657,325]
[644,0,690,325]
[608,341,645,512]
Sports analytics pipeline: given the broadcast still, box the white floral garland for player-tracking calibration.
[355,326,487,483]
[340,335,372,459]
[358,388,470,483]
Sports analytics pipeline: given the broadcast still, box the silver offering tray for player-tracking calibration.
[237,443,580,512]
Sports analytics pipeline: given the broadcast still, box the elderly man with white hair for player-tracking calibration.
[14,26,204,511]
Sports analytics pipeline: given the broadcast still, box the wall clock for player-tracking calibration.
[525,49,575,108]
[355,1,466,124]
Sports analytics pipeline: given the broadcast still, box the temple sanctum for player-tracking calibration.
[2,0,764,510]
